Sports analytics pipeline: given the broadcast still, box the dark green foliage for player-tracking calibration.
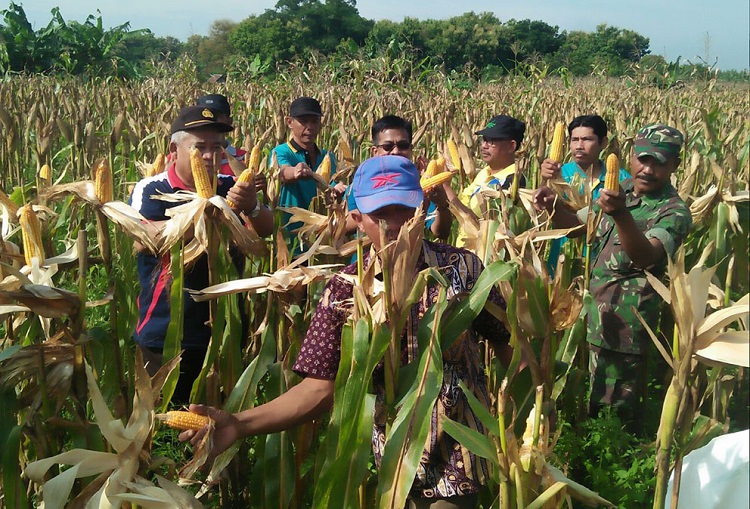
[552,410,657,508]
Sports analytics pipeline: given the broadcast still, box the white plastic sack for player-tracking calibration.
[666,429,749,509]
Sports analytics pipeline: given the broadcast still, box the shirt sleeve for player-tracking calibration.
[646,203,692,257]
[292,276,350,380]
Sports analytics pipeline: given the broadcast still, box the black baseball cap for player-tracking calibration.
[196,94,231,117]
[475,115,526,145]
[289,96,322,117]
[170,106,234,135]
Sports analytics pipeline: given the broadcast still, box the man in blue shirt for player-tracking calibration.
[540,115,630,273]
[271,96,346,253]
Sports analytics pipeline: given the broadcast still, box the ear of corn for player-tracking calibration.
[317,152,331,182]
[19,205,44,266]
[94,158,113,203]
[435,156,446,174]
[548,122,566,163]
[248,144,263,173]
[604,153,621,191]
[39,164,51,181]
[424,159,439,178]
[191,147,214,198]
[156,411,210,431]
[420,171,454,190]
[226,168,256,208]
[148,153,165,177]
[447,139,461,171]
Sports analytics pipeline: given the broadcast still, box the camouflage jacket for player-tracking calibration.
[579,180,692,354]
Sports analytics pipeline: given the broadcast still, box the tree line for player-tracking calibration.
[0,0,745,82]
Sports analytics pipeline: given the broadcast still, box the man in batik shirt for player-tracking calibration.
[182,155,511,508]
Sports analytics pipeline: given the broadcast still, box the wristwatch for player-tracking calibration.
[249,200,264,218]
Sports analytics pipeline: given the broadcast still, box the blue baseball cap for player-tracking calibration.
[353,155,424,214]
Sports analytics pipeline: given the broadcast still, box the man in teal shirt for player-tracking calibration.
[540,115,630,274]
[270,96,345,253]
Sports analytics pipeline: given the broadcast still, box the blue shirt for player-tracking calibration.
[547,160,631,274]
[271,140,336,213]
[129,164,241,350]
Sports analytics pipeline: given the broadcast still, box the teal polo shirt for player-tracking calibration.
[271,139,337,212]
[271,139,337,254]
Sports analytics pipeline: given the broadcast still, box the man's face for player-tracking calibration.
[371,128,413,158]
[286,114,321,145]
[480,137,515,166]
[570,126,605,168]
[629,152,677,196]
[171,129,225,188]
[353,204,416,250]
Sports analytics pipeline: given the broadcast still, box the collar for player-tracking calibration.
[572,159,605,181]
[166,161,190,191]
[288,138,318,154]
[485,163,516,182]
[625,180,676,208]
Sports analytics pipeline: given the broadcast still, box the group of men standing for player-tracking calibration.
[129,92,691,508]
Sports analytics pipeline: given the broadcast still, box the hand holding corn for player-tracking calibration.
[176,404,241,464]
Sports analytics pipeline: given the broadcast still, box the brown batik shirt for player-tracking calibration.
[293,240,509,499]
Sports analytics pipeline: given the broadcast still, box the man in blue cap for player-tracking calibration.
[182,155,511,507]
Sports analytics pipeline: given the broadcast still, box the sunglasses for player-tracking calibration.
[375,141,412,152]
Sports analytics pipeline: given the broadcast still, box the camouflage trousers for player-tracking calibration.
[588,345,646,431]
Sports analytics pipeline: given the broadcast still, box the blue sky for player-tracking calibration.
[18,0,750,70]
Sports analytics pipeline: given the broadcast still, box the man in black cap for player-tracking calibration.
[442,114,526,246]
[129,105,274,402]
[270,96,346,253]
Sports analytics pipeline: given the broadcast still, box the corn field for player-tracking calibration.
[0,61,748,509]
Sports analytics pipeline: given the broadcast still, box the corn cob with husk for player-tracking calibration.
[149,153,165,177]
[317,152,332,182]
[247,144,263,173]
[548,122,566,163]
[191,147,214,198]
[19,205,44,266]
[94,158,113,203]
[39,163,51,182]
[604,153,620,191]
[156,410,210,431]
[447,139,461,171]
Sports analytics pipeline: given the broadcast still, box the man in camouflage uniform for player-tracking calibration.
[534,123,692,431]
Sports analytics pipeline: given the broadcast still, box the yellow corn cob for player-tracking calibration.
[548,122,566,163]
[435,156,446,174]
[604,153,621,191]
[19,205,44,266]
[447,139,461,171]
[226,168,256,208]
[191,147,214,198]
[248,144,263,173]
[148,153,165,177]
[317,152,331,182]
[94,159,113,203]
[420,171,454,190]
[424,159,439,178]
[39,164,51,181]
[156,411,210,431]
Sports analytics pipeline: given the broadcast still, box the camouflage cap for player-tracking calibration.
[634,123,683,163]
